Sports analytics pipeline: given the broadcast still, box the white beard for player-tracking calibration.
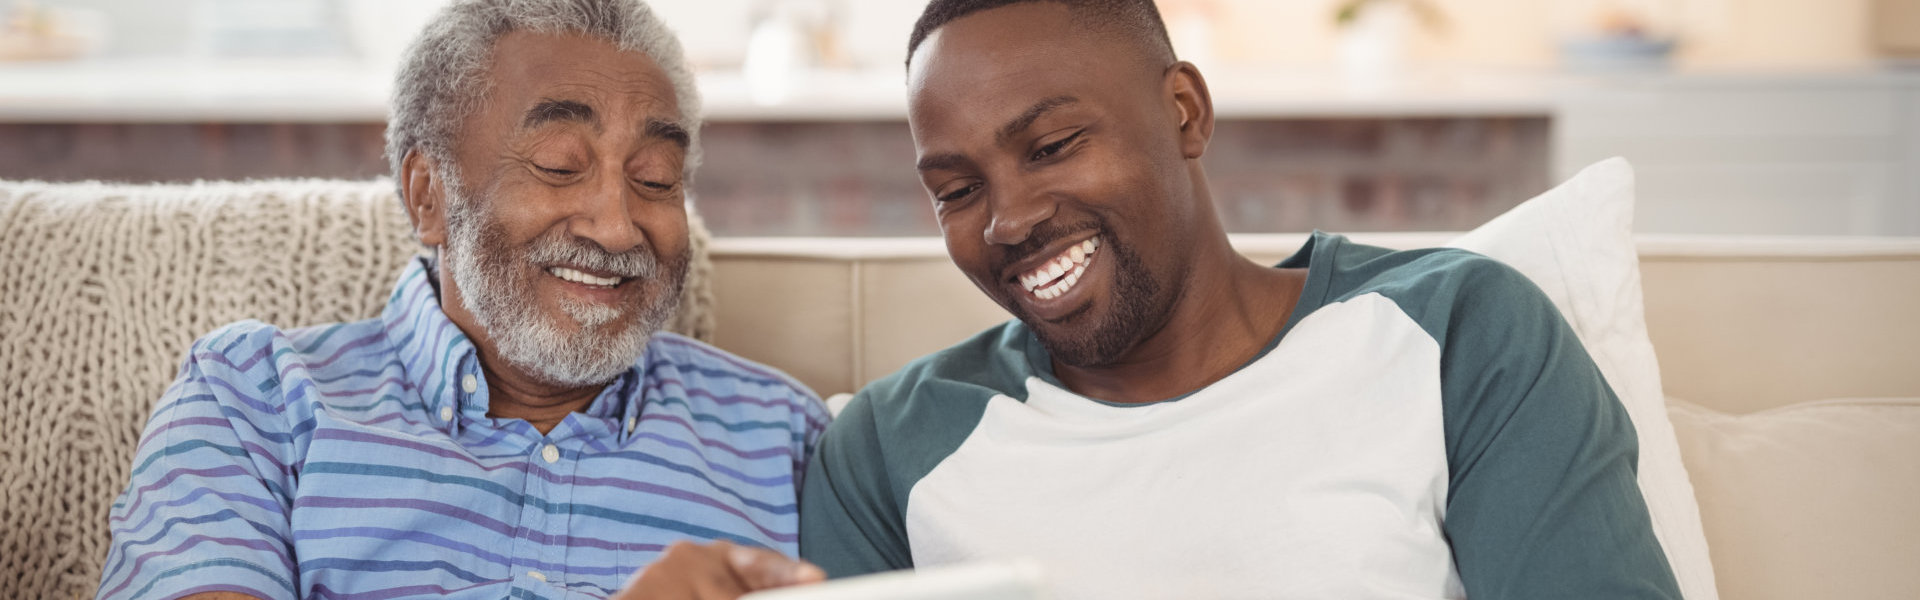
[439,181,685,388]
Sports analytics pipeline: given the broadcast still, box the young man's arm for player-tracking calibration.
[97,326,299,600]
[1436,261,1682,599]
[798,389,915,577]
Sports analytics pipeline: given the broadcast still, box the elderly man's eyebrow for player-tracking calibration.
[646,118,691,149]
[523,99,598,130]
[997,95,1079,145]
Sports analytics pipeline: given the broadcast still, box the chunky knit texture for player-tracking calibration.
[0,179,717,598]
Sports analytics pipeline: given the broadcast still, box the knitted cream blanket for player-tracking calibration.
[0,179,717,598]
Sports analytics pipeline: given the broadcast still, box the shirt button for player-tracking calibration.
[461,374,478,393]
[625,416,637,433]
[439,406,454,421]
[528,570,548,582]
[541,444,559,463]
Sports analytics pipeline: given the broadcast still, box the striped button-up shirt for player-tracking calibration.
[98,257,829,600]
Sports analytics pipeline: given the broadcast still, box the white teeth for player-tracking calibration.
[549,266,621,287]
[1017,236,1101,299]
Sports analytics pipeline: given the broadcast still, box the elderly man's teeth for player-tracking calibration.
[1019,236,1100,298]
[549,266,621,287]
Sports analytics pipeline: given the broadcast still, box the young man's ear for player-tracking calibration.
[1166,61,1215,160]
[399,149,448,247]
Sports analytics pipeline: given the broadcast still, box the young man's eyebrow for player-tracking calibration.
[914,96,1079,173]
[916,152,970,173]
[522,99,598,131]
[997,95,1078,145]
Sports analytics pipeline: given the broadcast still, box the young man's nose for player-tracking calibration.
[983,183,1059,247]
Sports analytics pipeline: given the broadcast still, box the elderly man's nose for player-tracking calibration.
[568,178,647,254]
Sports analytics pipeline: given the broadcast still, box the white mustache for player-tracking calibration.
[524,234,659,280]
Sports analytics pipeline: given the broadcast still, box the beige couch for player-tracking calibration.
[2,180,1916,599]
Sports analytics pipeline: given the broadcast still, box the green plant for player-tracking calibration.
[1333,0,1448,32]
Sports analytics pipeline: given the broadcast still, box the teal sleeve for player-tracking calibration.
[1434,260,1681,599]
[799,391,913,577]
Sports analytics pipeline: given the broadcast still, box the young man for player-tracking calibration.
[798,1,1683,598]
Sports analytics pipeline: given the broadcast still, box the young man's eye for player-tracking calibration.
[1030,131,1083,162]
[937,182,981,203]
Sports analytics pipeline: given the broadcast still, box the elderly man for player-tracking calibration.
[798,1,1683,599]
[96,1,826,598]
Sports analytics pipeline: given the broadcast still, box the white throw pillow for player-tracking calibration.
[1448,158,1718,600]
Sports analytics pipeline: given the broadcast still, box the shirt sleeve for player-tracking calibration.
[96,325,300,600]
[1436,262,1682,599]
[789,386,833,497]
[798,390,913,578]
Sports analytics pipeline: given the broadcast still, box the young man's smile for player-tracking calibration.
[1007,234,1102,319]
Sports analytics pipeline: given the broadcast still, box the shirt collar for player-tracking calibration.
[381,256,484,427]
[380,256,649,439]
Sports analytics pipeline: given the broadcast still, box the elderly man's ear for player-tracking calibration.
[400,150,450,247]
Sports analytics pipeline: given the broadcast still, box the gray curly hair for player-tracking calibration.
[385,0,703,198]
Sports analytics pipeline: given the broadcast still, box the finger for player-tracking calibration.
[726,544,827,589]
[617,541,731,600]
[693,565,751,599]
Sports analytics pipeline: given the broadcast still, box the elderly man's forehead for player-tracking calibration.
[488,32,682,109]
[518,97,691,149]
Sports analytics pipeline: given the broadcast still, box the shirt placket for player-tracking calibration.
[514,431,578,594]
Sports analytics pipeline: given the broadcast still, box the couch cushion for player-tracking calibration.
[0,179,716,598]
[1638,237,1920,414]
[1669,397,1920,600]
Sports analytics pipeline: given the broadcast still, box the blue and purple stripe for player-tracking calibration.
[99,257,829,599]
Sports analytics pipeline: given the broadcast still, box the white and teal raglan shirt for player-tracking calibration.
[798,232,1681,599]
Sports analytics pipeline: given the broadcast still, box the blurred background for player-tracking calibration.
[0,0,1915,236]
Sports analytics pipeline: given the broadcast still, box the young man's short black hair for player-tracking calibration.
[906,0,1177,70]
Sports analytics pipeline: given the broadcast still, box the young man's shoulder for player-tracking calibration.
[855,321,1034,412]
[1314,236,1555,340]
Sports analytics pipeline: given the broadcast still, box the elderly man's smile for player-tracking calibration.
[548,265,626,287]
[539,261,645,312]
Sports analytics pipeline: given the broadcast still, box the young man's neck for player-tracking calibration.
[1054,242,1305,404]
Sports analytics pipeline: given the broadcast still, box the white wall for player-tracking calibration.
[51,0,1885,68]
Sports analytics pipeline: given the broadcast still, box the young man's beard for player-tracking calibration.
[1000,220,1169,370]
[440,187,687,388]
